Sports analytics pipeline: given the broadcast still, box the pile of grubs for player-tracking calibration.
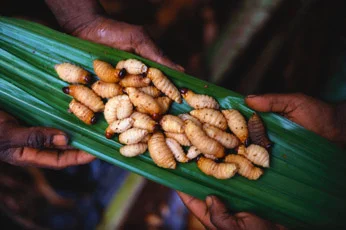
[55,58,272,180]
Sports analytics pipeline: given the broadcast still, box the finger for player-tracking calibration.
[176,191,216,229]
[10,147,96,169]
[234,212,286,230]
[135,37,184,72]
[6,126,69,149]
[207,195,239,230]
[244,93,305,114]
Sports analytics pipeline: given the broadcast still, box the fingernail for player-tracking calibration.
[52,135,68,146]
[206,196,213,208]
[246,94,257,98]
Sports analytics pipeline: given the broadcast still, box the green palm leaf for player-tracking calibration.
[0,17,345,229]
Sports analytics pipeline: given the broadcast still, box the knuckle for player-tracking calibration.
[210,214,222,227]
[27,128,47,149]
[210,212,237,230]
[292,93,307,102]
[268,99,277,110]
[132,26,150,43]
[2,148,32,167]
[184,195,197,207]
[55,151,69,170]
[135,25,146,34]
[0,148,15,163]
[291,93,309,107]
[155,49,165,59]
[154,55,163,63]
[0,136,10,151]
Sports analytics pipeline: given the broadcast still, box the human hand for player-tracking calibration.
[0,111,95,169]
[177,192,286,230]
[45,0,183,71]
[71,16,184,72]
[245,93,343,143]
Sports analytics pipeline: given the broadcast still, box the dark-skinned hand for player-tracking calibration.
[245,93,344,143]
[177,192,286,230]
[71,15,184,72]
[0,111,95,169]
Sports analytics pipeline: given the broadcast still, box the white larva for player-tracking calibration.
[165,138,189,163]
[120,143,148,157]
[186,146,201,160]
[118,128,149,145]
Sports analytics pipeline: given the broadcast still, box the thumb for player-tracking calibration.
[244,93,305,114]
[7,126,69,149]
[207,195,239,230]
[134,36,185,72]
